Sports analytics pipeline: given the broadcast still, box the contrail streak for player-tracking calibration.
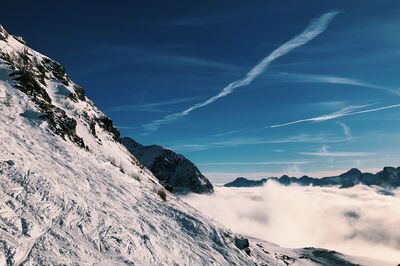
[269,103,400,128]
[143,11,340,131]
[268,72,400,96]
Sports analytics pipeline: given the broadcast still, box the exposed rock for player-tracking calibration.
[224,177,267,187]
[300,248,358,266]
[73,85,85,101]
[235,237,250,250]
[0,25,9,41]
[96,117,120,141]
[122,137,214,194]
[13,35,26,45]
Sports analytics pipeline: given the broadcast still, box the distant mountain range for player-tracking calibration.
[224,167,400,189]
[122,137,214,194]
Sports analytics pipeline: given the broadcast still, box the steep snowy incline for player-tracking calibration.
[0,25,375,265]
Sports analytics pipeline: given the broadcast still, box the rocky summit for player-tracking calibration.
[121,137,214,194]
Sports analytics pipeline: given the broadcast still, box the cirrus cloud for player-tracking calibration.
[143,11,340,132]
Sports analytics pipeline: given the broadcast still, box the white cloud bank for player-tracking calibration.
[182,183,400,264]
[143,11,339,131]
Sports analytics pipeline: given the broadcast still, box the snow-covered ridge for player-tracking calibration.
[0,25,380,265]
[0,25,121,150]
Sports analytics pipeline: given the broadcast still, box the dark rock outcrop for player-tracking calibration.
[234,237,249,249]
[224,177,267,187]
[96,117,120,141]
[300,248,358,266]
[121,137,214,194]
[234,237,250,255]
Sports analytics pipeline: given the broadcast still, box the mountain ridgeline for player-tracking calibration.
[224,167,400,189]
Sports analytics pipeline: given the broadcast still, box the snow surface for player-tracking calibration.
[0,26,385,265]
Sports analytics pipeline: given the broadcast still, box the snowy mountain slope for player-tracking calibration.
[0,25,377,265]
[121,137,214,194]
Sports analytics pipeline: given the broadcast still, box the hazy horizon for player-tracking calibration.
[206,166,387,184]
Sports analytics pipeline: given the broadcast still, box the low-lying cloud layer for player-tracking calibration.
[182,183,400,264]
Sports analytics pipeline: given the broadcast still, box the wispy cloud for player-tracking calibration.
[173,144,209,151]
[79,44,239,78]
[283,163,303,176]
[198,161,310,166]
[269,103,400,128]
[160,54,239,71]
[214,129,245,137]
[172,133,345,152]
[267,72,400,96]
[109,96,201,113]
[299,151,371,157]
[143,11,340,132]
[210,134,343,146]
[336,122,352,140]
[299,145,372,157]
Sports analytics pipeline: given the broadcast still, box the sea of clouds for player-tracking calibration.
[182,182,400,264]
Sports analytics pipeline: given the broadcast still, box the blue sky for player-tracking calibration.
[3,1,400,182]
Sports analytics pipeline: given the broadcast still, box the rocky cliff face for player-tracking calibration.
[121,137,214,194]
